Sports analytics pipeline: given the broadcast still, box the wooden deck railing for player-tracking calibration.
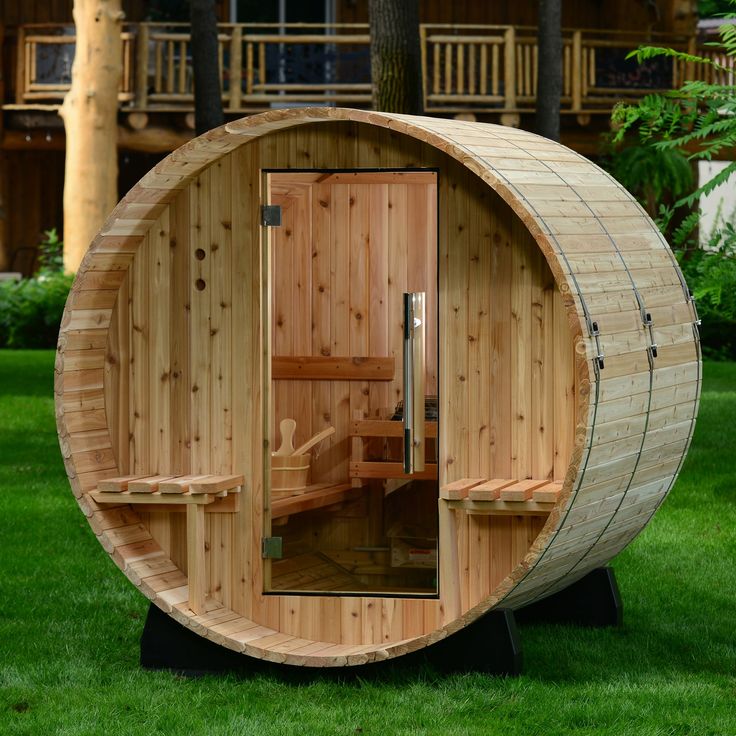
[8,22,728,116]
[15,23,136,102]
[420,25,708,113]
[135,22,372,109]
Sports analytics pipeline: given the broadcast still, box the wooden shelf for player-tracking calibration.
[440,478,562,516]
[444,499,556,516]
[271,482,362,519]
[91,490,220,505]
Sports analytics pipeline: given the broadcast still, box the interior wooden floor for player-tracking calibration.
[271,550,436,595]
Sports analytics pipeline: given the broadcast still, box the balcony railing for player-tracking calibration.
[7,22,731,116]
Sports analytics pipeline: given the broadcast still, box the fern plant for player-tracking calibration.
[607,142,693,217]
[608,5,736,358]
[611,4,736,208]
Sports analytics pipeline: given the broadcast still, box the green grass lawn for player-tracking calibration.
[1,350,734,736]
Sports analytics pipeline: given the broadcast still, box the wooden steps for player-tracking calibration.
[440,478,562,516]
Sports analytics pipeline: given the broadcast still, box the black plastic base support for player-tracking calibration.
[140,605,522,678]
[140,604,247,676]
[515,567,623,628]
[422,608,522,676]
[139,567,620,678]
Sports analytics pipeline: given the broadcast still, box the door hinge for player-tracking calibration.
[260,205,282,227]
[261,536,283,559]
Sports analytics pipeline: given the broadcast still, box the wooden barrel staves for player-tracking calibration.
[56,108,700,667]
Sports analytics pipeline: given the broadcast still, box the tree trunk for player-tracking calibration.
[0,152,9,272]
[59,0,123,273]
[369,0,423,114]
[190,0,224,135]
[536,0,562,141]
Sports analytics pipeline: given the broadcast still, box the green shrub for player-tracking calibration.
[603,142,693,219]
[678,224,736,360]
[38,227,64,273]
[0,229,73,349]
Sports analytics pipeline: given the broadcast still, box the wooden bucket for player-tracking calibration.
[271,453,311,498]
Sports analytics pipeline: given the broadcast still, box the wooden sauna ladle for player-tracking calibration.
[274,418,297,456]
[291,426,336,456]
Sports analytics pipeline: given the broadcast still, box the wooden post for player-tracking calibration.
[438,502,460,623]
[229,25,242,110]
[503,26,516,111]
[685,35,696,85]
[59,0,124,273]
[136,23,149,109]
[419,24,427,111]
[15,25,26,104]
[187,504,206,615]
[571,30,582,113]
[258,41,265,88]
[245,41,253,95]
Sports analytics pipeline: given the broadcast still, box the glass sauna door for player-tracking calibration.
[263,169,439,595]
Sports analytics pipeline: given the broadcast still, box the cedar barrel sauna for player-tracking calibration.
[56,108,701,667]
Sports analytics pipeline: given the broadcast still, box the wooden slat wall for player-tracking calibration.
[438,162,574,610]
[1,1,148,25]
[1,0,73,25]
[0,150,65,275]
[1,1,683,31]
[336,0,684,33]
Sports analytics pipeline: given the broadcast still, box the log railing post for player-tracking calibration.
[503,26,516,111]
[419,24,427,112]
[229,25,243,110]
[571,30,582,113]
[136,22,149,109]
[15,25,26,104]
[245,39,254,95]
[685,35,696,85]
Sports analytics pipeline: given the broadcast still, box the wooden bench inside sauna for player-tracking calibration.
[56,108,700,668]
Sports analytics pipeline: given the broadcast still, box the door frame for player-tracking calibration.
[260,166,441,597]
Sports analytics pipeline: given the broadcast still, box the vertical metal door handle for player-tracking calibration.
[403,292,426,474]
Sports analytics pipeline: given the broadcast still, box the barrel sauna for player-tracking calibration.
[56,108,700,667]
